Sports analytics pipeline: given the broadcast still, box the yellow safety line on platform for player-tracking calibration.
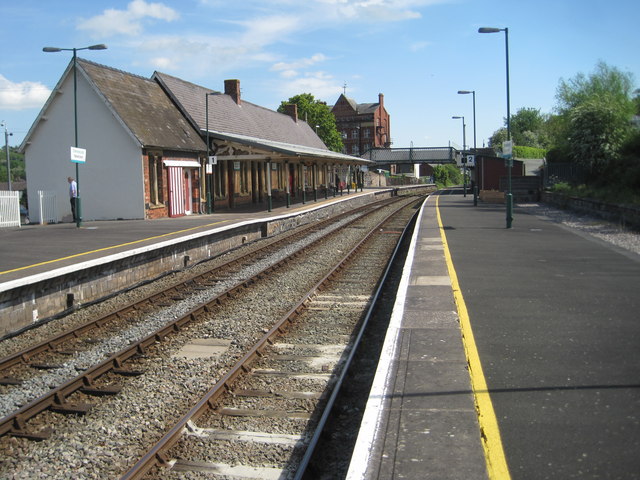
[435,194,511,480]
[0,221,230,276]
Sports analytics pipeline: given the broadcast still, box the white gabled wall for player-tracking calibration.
[25,70,144,222]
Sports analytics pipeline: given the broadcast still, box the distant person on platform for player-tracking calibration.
[68,176,78,222]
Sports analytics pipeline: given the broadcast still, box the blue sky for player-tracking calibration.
[1,0,639,151]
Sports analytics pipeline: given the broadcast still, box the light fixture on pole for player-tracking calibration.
[1,121,12,191]
[43,43,107,227]
[478,26,512,228]
[458,90,477,203]
[205,92,216,214]
[452,116,467,196]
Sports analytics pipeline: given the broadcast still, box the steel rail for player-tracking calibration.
[0,197,407,441]
[0,198,396,378]
[119,196,423,480]
[293,196,426,479]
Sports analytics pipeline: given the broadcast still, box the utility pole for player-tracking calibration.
[1,122,12,191]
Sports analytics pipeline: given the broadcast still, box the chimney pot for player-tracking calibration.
[284,104,298,123]
[224,79,241,105]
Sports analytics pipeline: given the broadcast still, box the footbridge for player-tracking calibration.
[363,146,460,165]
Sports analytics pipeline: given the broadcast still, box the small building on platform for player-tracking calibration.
[20,60,367,222]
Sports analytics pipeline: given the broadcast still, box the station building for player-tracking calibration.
[20,59,368,222]
[331,93,391,156]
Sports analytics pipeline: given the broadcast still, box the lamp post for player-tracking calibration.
[452,116,467,196]
[205,92,216,213]
[43,44,107,227]
[1,122,12,191]
[478,26,512,228]
[458,90,477,204]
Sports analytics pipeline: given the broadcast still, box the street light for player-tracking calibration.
[452,116,467,196]
[458,90,477,203]
[205,92,216,213]
[43,44,107,227]
[478,26,512,228]
[1,122,12,191]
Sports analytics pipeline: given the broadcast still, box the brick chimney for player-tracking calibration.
[284,103,298,123]
[378,93,384,109]
[224,79,241,105]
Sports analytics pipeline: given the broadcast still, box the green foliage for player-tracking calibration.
[0,146,25,183]
[432,164,462,187]
[489,107,550,150]
[513,145,547,159]
[556,62,635,113]
[509,107,550,148]
[597,130,640,198]
[277,93,343,152]
[488,128,507,150]
[549,181,640,205]
[555,62,636,180]
[545,144,572,164]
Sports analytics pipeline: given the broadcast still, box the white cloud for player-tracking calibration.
[312,0,429,22]
[279,71,343,99]
[237,15,301,48]
[0,75,51,110]
[77,0,179,37]
[271,54,328,74]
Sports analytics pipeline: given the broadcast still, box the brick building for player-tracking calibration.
[331,93,391,156]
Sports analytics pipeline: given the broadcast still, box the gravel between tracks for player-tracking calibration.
[0,199,416,479]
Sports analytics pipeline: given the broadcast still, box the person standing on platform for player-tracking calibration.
[68,176,78,222]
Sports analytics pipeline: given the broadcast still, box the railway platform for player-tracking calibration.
[0,189,379,284]
[2,185,639,478]
[347,188,640,479]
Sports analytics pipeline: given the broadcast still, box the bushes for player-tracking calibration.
[513,145,547,159]
[432,164,462,188]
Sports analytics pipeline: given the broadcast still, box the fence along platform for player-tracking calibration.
[38,190,58,224]
[0,191,20,228]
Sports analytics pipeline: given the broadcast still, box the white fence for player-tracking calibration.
[38,190,58,224]
[0,190,21,228]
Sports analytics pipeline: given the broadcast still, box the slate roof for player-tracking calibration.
[153,72,327,151]
[330,94,379,115]
[78,60,205,152]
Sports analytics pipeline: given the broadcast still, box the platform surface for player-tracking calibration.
[348,189,640,479]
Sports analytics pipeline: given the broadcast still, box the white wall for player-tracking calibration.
[25,70,145,222]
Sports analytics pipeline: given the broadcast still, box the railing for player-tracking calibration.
[38,190,58,224]
[0,191,20,228]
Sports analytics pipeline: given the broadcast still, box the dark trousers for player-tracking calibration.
[70,197,77,221]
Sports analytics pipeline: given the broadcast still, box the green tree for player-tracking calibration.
[432,164,462,187]
[555,62,636,178]
[0,146,25,183]
[277,93,343,152]
[488,128,508,151]
[510,107,549,148]
[489,107,549,151]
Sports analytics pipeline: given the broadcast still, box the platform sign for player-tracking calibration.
[208,155,217,165]
[70,147,86,164]
[466,155,475,166]
[502,140,513,157]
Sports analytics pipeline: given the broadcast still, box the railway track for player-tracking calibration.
[0,198,397,429]
[0,195,425,478]
[122,197,422,479]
